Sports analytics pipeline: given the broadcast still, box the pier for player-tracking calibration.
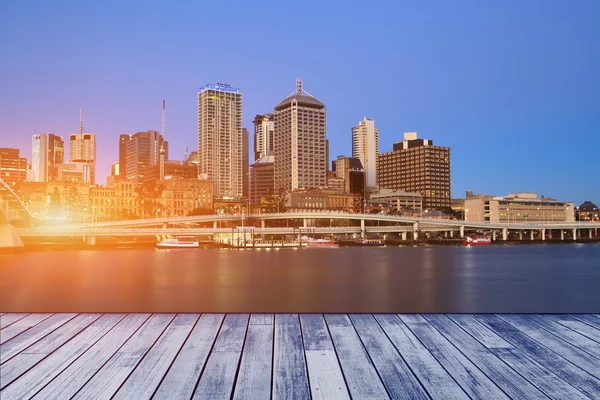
[2,313,600,399]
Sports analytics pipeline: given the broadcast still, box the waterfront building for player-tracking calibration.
[31,133,64,182]
[352,117,378,188]
[274,79,327,192]
[69,133,96,184]
[90,181,139,221]
[377,132,451,210]
[464,191,574,223]
[326,171,345,192]
[57,162,92,184]
[242,127,249,199]
[198,83,244,199]
[368,187,422,214]
[249,155,274,205]
[160,177,213,216]
[0,148,27,186]
[287,189,354,211]
[144,161,198,183]
[332,156,365,196]
[123,130,168,183]
[253,113,274,161]
[576,201,599,221]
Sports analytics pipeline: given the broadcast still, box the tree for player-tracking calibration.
[48,187,62,215]
[352,193,365,213]
[136,181,164,218]
[261,187,288,213]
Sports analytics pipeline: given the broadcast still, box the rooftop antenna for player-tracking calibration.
[79,108,84,134]
[160,100,166,180]
[296,77,303,95]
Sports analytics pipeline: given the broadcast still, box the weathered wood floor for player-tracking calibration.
[1,314,600,399]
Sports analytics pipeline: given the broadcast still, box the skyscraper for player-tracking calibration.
[124,130,168,183]
[242,127,249,199]
[198,83,244,199]
[118,134,130,179]
[377,132,451,210]
[253,113,274,161]
[31,133,64,182]
[274,79,327,192]
[69,133,96,184]
[352,117,379,188]
[0,148,27,185]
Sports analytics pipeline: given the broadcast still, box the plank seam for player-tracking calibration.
[550,315,600,345]
[229,314,251,399]
[190,313,228,399]
[296,313,313,400]
[0,314,30,331]
[1,314,55,346]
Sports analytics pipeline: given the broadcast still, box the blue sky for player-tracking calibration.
[1,0,598,204]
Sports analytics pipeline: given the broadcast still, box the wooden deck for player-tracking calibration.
[1,314,600,399]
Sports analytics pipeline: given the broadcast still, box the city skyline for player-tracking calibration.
[1,1,599,204]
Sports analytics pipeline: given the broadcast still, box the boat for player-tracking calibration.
[236,240,305,248]
[355,238,385,246]
[157,236,199,248]
[305,238,339,248]
[463,235,492,245]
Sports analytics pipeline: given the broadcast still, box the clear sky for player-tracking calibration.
[1,1,598,204]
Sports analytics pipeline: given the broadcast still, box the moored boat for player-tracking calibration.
[463,235,492,245]
[306,238,339,248]
[355,238,385,246]
[157,236,199,248]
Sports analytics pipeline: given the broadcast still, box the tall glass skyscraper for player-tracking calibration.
[352,117,379,188]
[31,133,64,182]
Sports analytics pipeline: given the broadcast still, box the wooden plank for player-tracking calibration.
[0,314,101,390]
[526,314,600,359]
[192,313,249,400]
[350,314,428,400]
[473,314,600,399]
[374,314,468,400]
[0,314,124,400]
[31,314,150,400]
[447,314,513,349]
[300,314,350,400]
[272,314,310,400]
[113,314,199,400]
[0,313,29,329]
[398,314,509,399]
[1,313,76,363]
[72,313,175,400]
[250,313,274,325]
[0,314,53,344]
[572,314,600,331]
[232,324,273,400]
[549,315,600,344]
[325,314,389,399]
[450,314,588,399]
[424,314,547,399]
[499,314,600,378]
[154,314,224,400]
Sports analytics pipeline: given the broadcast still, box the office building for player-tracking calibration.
[242,127,249,199]
[198,83,244,199]
[118,134,130,179]
[352,117,378,188]
[465,191,574,223]
[58,162,92,184]
[249,155,274,205]
[253,113,274,161]
[368,187,423,213]
[69,133,96,184]
[123,130,168,183]
[274,79,327,192]
[145,161,198,182]
[31,133,64,182]
[332,156,365,195]
[0,148,27,185]
[378,132,451,210]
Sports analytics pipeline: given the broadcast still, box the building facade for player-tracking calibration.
[287,189,354,211]
[274,79,327,192]
[378,132,451,210]
[242,127,249,199]
[69,133,96,184]
[198,83,244,199]
[124,130,168,183]
[368,188,423,213]
[249,155,274,205]
[464,192,574,223]
[352,117,378,188]
[0,148,27,186]
[160,177,213,216]
[253,113,274,161]
[31,133,64,182]
[332,156,365,195]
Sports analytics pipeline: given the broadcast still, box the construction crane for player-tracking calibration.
[160,100,166,181]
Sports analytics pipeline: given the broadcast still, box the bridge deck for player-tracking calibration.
[1,313,600,399]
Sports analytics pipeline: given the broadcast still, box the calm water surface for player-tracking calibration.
[1,244,599,313]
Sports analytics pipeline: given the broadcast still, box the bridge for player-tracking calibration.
[0,177,36,223]
[18,211,600,243]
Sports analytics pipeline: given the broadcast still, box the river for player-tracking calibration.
[1,244,599,313]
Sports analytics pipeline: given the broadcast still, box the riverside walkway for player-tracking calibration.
[1,313,600,399]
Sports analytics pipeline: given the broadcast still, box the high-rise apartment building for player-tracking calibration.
[0,148,27,185]
[69,133,96,184]
[198,83,244,199]
[249,155,274,205]
[352,117,378,188]
[377,132,451,210]
[274,79,327,192]
[253,113,274,161]
[118,134,130,179]
[31,133,64,182]
[242,127,249,199]
[123,130,168,183]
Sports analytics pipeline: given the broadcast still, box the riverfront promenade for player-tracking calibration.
[1,313,600,399]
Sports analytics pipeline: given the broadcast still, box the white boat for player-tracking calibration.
[355,238,385,246]
[157,236,199,248]
[238,240,305,248]
[463,235,492,245]
[305,238,339,248]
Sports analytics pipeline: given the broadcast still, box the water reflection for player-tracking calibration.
[1,244,600,313]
